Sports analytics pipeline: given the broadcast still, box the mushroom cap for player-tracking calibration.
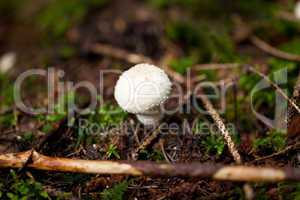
[114,63,172,114]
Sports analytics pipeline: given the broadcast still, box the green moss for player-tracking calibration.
[235,0,277,19]
[253,129,286,153]
[37,0,109,38]
[22,132,35,142]
[101,180,128,200]
[169,57,195,75]
[278,182,300,200]
[268,58,298,94]
[200,69,217,81]
[76,103,127,146]
[202,134,225,156]
[194,120,225,156]
[0,73,14,110]
[137,149,164,161]
[166,21,200,48]
[96,104,127,126]
[59,45,77,59]
[239,72,277,113]
[166,20,238,63]
[0,113,17,128]
[1,170,49,200]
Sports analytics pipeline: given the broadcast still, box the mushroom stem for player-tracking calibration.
[136,112,162,126]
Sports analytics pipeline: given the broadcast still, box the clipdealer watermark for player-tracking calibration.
[13,67,289,136]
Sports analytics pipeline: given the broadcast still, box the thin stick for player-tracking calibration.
[195,63,240,71]
[247,65,300,114]
[293,71,300,98]
[288,71,300,125]
[0,150,299,182]
[250,36,300,62]
[276,11,300,22]
[90,43,153,64]
[89,43,185,83]
[251,141,300,163]
[133,127,161,158]
[197,93,242,164]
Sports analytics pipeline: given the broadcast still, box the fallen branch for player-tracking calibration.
[250,35,300,62]
[0,150,299,182]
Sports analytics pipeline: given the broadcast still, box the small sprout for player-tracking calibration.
[114,63,172,126]
[106,144,120,159]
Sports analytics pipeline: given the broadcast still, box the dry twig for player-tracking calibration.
[90,43,153,64]
[251,141,300,163]
[89,43,185,83]
[197,93,242,164]
[0,150,299,182]
[247,65,300,115]
[250,35,300,62]
[133,127,161,158]
[195,63,240,71]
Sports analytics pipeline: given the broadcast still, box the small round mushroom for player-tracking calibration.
[114,63,172,126]
[295,1,300,19]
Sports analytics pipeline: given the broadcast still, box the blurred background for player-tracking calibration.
[1,0,300,105]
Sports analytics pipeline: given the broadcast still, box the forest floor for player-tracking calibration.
[1,0,300,199]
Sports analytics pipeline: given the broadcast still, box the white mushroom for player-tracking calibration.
[0,52,16,74]
[114,63,172,126]
[295,1,300,19]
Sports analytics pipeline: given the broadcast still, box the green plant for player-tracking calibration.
[97,104,128,126]
[76,103,127,146]
[278,182,300,200]
[253,129,286,153]
[239,73,261,93]
[169,57,195,75]
[239,73,276,113]
[37,0,108,38]
[106,144,120,159]
[0,73,14,110]
[202,134,225,156]
[0,113,17,128]
[2,170,49,200]
[138,149,164,161]
[22,132,35,142]
[165,20,238,63]
[101,180,128,200]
